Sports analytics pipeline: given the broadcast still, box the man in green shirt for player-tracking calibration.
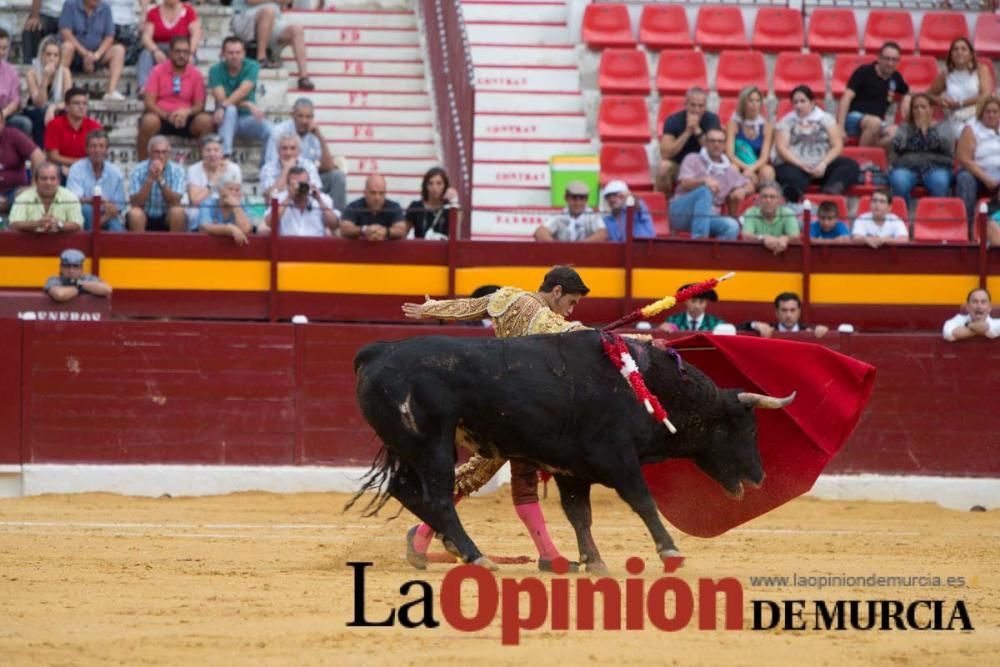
[208,36,271,162]
[660,284,726,332]
[741,180,801,255]
[10,161,84,233]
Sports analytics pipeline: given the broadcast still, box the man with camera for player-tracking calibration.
[44,248,112,303]
[275,166,339,237]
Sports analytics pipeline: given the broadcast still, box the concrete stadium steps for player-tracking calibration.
[470,45,577,67]
[474,114,588,140]
[473,161,550,188]
[329,140,435,158]
[289,8,417,29]
[474,139,595,162]
[475,66,580,93]
[306,60,425,76]
[472,185,551,208]
[344,156,441,177]
[461,2,568,23]
[470,208,559,241]
[466,23,570,45]
[292,44,423,61]
[317,123,433,142]
[303,26,418,46]
[305,91,431,108]
[476,91,584,114]
[299,73,427,93]
[347,174,422,201]
[314,107,433,124]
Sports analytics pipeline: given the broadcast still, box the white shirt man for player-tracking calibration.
[942,288,1000,341]
[277,166,339,236]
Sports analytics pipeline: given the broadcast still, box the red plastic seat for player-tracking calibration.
[716,50,768,97]
[974,13,1000,58]
[598,48,650,95]
[600,143,653,192]
[639,5,692,50]
[638,192,670,237]
[918,12,969,59]
[695,7,747,52]
[863,10,915,54]
[582,4,636,49]
[913,198,970,242]
[807,8,860,55]
[774,52,825,98]
[897,55,940,92]
[655,49,707,96]
[856,194,908,221]
[598,96,652,143]
[832,54,872,98]
[656,96,686,134]
[717,97,737,124]
[804,194,849,220]
[752,7,804,53]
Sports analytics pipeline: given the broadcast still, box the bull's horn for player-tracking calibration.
[737,390,797,409]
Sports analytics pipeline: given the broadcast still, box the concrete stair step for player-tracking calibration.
[347,174,423,196]
[475,66,580,93]
[470,209,552,241]
[306,60,425,76]
[297,44,422,60]
[470,45,576,67]
[466,23,570,45]
[474,139,595,162]
[474,114,587,140]
[307,91,431,109]
[461,3,568,23]
[303,74,428,92]
[318,123,433,142]
[472,185,551,208]
[476,91,583,114]
[345,156,441,175]
[328,140,435,158]
[285,8,417,29]
[292,0,411,10]
[314,107,433,124]
[473,161,551,188]
[304,27,419,46]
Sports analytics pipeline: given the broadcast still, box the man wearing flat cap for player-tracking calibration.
[44,248,112,302]
[601,179,655,241]
[534,180,607,242]
[660,282,727,332]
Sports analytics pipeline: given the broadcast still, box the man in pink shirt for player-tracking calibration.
[137,35,212,160]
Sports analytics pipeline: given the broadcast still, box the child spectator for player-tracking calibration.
[810,200,851,242]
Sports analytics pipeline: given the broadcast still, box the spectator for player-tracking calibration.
[191,171,252,245]
[276,166,339,237]
[44,87,102,177]
[260,131,322,200]
[726,85,775,186]
[58,0,126,100]
[774,85,860,203]
[229,0,314,91]
[889,93,953,207]
[660,284,725,332]
[137,35,213,160]
[956,96,1000,231]
[24,35,73,147]
[852,189,909,247]
[837,42,910,150]
[44,248,111,302]
[127,135,186,232]
[534,180,606,242]
[668,127,747,240]
[137,0,201,94]
[987,196,1000,246]
[743,292,828,338]
[186,134,242,227]
[21,0,64,67]
[0,28,33,137]
[656,87,720,196]
[407,167,460,240]
[66,129,125,231]
[741,180,800,255]
[209,36,271,161]
[264,98,345,208]
[0,110,46,215]
[943,288,1000,341]
[929,37,992,144]
[340,173,406,241]
[9,161,84,232]
[809,200,851,243]
[601,180,655,241]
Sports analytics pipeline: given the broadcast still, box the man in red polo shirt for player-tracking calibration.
[44,87,103,177]
[137,35,213,160]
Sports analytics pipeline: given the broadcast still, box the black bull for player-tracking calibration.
[351,331,794,571]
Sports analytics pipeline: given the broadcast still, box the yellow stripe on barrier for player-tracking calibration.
[455,267,625,298]
[279,263,449,295]
[811,274,980,305]
[100,259,270,290]
[633,269,802,302]
[0,257,93,288]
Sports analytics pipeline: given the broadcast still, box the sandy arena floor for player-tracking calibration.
[0,487,997,666]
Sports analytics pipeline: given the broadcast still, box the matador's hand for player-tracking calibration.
[402,295,437,319]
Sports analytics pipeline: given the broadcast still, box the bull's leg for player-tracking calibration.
[610,467,681,561]
[553,476,608,575]
[387,460,439,570]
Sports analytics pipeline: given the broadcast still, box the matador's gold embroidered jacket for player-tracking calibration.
[418,286,589,338]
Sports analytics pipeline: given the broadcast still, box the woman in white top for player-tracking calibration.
[24,36,73,147]
[725,85,775,186]
[928,37,993,144]
[187,134,242,227]
[956,96,1000,232]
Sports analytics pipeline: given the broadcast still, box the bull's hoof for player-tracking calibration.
[585,560,610,576]
[472,556,499,571]
[405,525,428,570]
[539,558,580,573]
[660,549,683,560]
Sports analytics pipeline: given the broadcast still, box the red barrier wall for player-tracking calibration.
[3,320,997,476]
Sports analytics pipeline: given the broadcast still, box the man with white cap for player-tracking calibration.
[534,180,606,242]
[601,179,655,241]
[44,248,111,302]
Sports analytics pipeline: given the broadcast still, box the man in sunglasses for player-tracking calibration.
[534,180,607,242]
[137,34,213,160]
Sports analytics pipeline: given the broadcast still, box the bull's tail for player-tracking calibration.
[343,444,402,518]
